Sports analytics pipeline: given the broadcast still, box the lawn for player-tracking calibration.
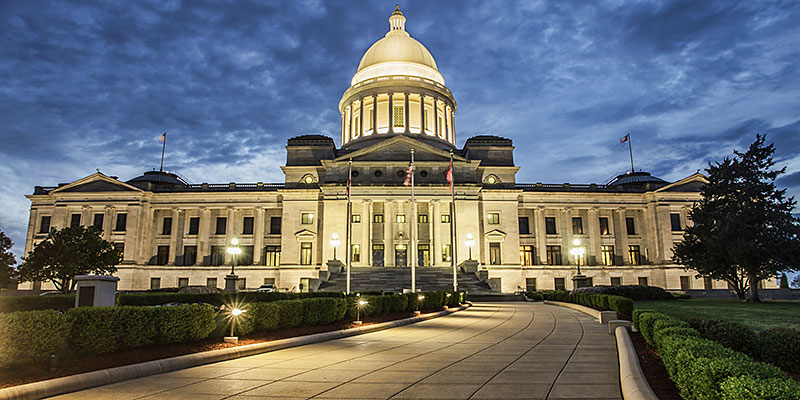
[635,299,800,331]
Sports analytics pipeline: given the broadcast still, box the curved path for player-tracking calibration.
[51,303,620,400]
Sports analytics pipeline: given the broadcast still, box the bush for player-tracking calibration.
[573,285,673,300]
[0,294,75,313]
[0,310,71,367]
[684,318,723,336]
[705,321,760,357]
[525,291,544,301]
[607,295,634,316]
[117,291,345,307]
[155,304,216,343]
[720,375,800,400]
[276,300,304,329]
[66,307,118,354]
[632,309,656,331]
[759,328,800,374]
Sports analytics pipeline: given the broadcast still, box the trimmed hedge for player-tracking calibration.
[117,291,345,307]
[573,285,674,300]
[759,328,800,374]
[524,291,544,301]
[0,294,76,313]
[634,310,800,400]
[705,321,760,357]
[0,310,72,367]
[536,290,634,316]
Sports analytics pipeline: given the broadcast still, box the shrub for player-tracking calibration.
[0,310,72,367]
[117,291,346,307]
[638,312,677,345]
[155,304,216,343]
[525,291,544,301]
[720,375,800,400]
[66,307,118,354]
[607,295,633,316]
[652,326,698,349]
[0,294,75,313]
[632,309,655,331]
[541,290,570,302]
[704,321,760,357]
[573,285,673,300]
[759,328,800,374]
[275,300,304,329]
[684,318,723,336]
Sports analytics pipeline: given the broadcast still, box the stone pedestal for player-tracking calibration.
[74,275,119,307]
[224,274,239,292]
[460,259,479,274]
[572,274,591,289]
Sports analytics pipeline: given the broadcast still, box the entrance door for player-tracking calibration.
[372,244,385,267]
[418,244,430,267]
[395,244,407,267]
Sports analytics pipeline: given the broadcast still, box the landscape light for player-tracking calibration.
[354,299,368,325]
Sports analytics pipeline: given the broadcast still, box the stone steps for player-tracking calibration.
[318,267,497,294]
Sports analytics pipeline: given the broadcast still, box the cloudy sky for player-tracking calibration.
[1,0,799,264]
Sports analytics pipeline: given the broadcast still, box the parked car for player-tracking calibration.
[257,283,277,293]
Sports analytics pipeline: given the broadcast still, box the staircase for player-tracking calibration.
[317,267,497,294]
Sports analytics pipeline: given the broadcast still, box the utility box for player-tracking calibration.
[74,275,119,307]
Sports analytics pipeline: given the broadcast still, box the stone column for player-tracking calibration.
[366,200,373,266]
[404,92,410,134]
[341,112,345,144]
[349,104,354,142]
[588,207,601,265]
[168,208,179,265]
[388,93,394,133]
[372,94,378,133]
[616,208,630,264]
[103,205,114,241]
[385,200,394,266]
[198,207,211,264]
[359,97,364,137]
[420,94,426,134]
[24,208,38,255]
[224,206,235,263]
[563,208,573,264]
[81,205,90,228]
[444,105,450,142]
[138,206,156,265]
[253,207,265,265]
[123,205,140,263]
[534,207,547,264]
[431,200,439,265]
[433,97,439,138]
[450,108,456,144]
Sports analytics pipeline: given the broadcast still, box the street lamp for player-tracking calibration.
[223,306,247,344]
[415,294,425,315]
[465,233,475,260]
[354,299,368,325]
[570,238,585,275]
[225,238,242,292]
[330,233,340,261]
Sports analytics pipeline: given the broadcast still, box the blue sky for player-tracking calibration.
[1,0,799,268]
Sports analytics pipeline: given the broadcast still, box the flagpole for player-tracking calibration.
[159,131,167,172]
[346,159,352,294]
[450,150,457,292]
[627,132,634,173]
[410,149,416,293]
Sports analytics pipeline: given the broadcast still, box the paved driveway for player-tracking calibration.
[51,302,621,400]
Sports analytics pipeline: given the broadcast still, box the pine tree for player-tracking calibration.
[0,229,16,289]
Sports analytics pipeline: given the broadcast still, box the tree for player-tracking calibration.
[780,273,790,288]
[0,229,16,289]
[673,134,800,302]
[18,226,121,294]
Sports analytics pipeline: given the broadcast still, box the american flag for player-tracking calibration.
[620,133,629,144]
[403,162,414,186]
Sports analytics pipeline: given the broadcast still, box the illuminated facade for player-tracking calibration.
[21,7,776,293]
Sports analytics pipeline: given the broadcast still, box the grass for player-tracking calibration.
[635,299,800,331]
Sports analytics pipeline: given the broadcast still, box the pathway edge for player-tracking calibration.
[615,326,659,400]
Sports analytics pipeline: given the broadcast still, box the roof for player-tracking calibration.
[127,171,188,186]
[608,171,667,186]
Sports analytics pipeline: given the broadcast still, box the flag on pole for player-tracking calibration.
[445,157,454,194]
[620,133,629,144]
[346,160,352,199]
[403,162,414,186]
[158,132,167,143]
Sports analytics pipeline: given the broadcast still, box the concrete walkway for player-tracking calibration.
[50,303,620,400]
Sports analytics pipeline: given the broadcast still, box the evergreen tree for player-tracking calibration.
[0,229,16,289]
[674,134,800,302]
[780,273,789,288]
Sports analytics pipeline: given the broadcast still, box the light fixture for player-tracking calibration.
[224,305,247,343]
[355,299,368,325]
[465,233,475,260]
[330,233,340,260]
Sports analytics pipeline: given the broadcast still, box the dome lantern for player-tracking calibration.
[388,5,406,33]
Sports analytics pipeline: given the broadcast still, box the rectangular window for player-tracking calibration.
[626,217,636,235]
[162,217,172,235]
[489,242,501,265]
[601,245,615,266]
[178,277,189,288]
[93,213,104,231]
[369,109,374,129]
[354,116,360,137]
[211,246,225,266]
[239,246,254,265]
[441,214,451,223]
[611,277,622,286]
[519,217,530,235]
[156,245,170,265]
[545,217,557,234]
[546,245,562,265]
[206,278,217,288]
[351,244,360,263]
[70,213,81,228]
[418,214,428,223]
[520,245,535,266]
[150,277,161,290]
[487,212,500,225]
[265,246,281,266]
[572,217,583,235]
[242,216,254,234]
[183,246,197,266]
[638,277,649,286]
[574,247,586,266]
[373,214,384,223]
[39,216,51,234]
[270,217,281,234]
[417,244,430,267]
[301,213,314,225]
[264,278,276,285]
[425,109,430,130]
[215,217,227,234]
[372,244,385,267]
[396,214,406,223]
[114,242,124,255]
[188,217,199,235]
[554,277,566,291]
[599,217,610,235]
[629,245,642,265]
[670,213,682,231]
[525,278,537,292]
[393,105,404,127]
[680,276,691,290]
[351,214,361,223]
[703,277,713,290]
[442,244,452,262]
[300,242,312,265]
[114,213,127,232]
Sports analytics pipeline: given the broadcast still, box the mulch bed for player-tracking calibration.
[629,330,682,400]
[0,311,421,389]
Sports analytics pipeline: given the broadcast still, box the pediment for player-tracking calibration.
[335,136,467,163]
[485,229,507,238]
[294,229,317,239]
[655,173,707,193]
[51,173,142,194]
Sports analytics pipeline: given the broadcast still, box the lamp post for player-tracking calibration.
[225,238,242,292]
[570,238,588,288]
[465,233,475,260]
[330,233,340,261]
[223,306,246,344]
[354,298,368,325]
[415,294,425,315]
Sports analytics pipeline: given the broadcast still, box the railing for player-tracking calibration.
[516,183,610,191]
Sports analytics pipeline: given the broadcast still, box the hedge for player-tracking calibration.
[573,285,674,300]
[0,310,72,367]
[0,294,76,313]
[759,328,800,374]
[535,290,634,316]
[117,291,345,307]
[524,291,544,301]
[633,310,800,400]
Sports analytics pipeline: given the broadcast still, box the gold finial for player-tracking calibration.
[393,4,402,15]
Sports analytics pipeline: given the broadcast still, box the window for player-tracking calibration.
[425,109,430,130]
[599,217,610,235]
[39,216,51,234]
[150,277,161,290]
[393,105,404,127]
[265,246,281,266]
[611,277,622,286]
[572,217,583,235]
[351,214,361,223]
[703,277,713,290]
[670,213,682,231]
[156,246,170,265]
[237,278,246,290]
[626,217,636,235]
[354,116,360,137]
[545,217,557,234]
[301,213,314,225]
[183,246,197,266]
[629,245,642,265]
[211,246,225,266]
[264,278,276,285]
[546,245,562,265]
[680,276,691,290]
[489,243,501,265]
[519,217,530,234]
[93,213,104,231]
[115,213,127,231]
[270,217,281,234]
[70,214,81,228]
[242,216,254,234]
[114,242,124,255]
[300,242,312,265]
[487,212,500,225]
[418,214,428,223]
[188,217,199,235]
[442,244,452,262]
[372,244,385,267]
[418,244,430,266]
[368,109,374,129]
[554,278,566,291]
[178,277,189,288]
[441,214,451,223]
[207,278,217,288]
[638,277,649,286]
[351,244,361,263]
[373,214,384,223]
[239,246,254,265]
[161,217,172,235]
[396,214,406,223]
[601,245,615,266]
[520,245,535,266]
[215,217,227,234]
[525,278,537,292]
[574,247,586,266]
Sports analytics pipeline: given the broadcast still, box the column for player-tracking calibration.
[588,207,601,265]
[534,207,547,264]
[359,97,364,137]
[616,208,630,264]
[168,208,179,265]
[139,206,156,265]
[372,94,378,133]
[450,109,456,144]
[404,92,410,133]
[563,208,573,264]
[388,93,393,133]
[420,94,426,134]
[81,205,90,228]
[224,206,235,263]
[361,200,370,266]
[198,207,211,265]
[366,200,374,266]
[444,105,450,142]
[385,200,395,266]
[123,205,140,263]
[103,205,114,241]
[253,207,265,265]
[433,97,439,137]
[341,112,345,144]
[349,104,354,142]
[431,200,440,265]
[24,208,37,255]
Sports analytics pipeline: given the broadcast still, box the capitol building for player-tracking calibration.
[21,7,769,294]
